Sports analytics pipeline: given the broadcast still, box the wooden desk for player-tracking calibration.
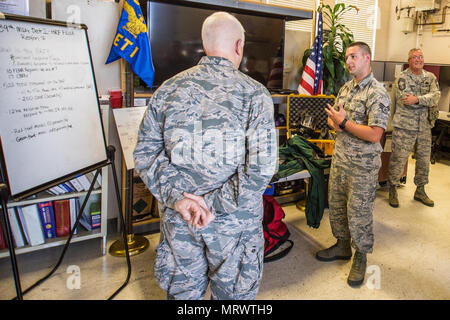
[378,132,408,185]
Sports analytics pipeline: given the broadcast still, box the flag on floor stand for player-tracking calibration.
[298,12,323,95]
[106,0,154,88]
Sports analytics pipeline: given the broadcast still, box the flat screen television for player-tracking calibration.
[145,1,285,91]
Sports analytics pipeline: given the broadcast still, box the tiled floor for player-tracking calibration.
[1,156,449,300]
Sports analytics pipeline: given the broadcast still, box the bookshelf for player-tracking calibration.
[0,171,108,259]
[0,106,114,259]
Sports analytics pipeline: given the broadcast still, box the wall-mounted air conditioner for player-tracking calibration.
[414,0,441,11]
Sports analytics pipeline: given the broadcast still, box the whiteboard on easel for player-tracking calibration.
[0,15,107,199]
[112,106,147,170]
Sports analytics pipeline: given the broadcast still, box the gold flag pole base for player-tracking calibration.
[109,233,149,257]
[295,199,306,211]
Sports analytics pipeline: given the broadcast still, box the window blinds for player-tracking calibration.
[264,1,379,56]
[335,0,378,56]
[266,0,314,32]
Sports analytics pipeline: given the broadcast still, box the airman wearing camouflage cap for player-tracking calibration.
[318,42,391,287]
[133,11,277,300]
[388,48,441,208]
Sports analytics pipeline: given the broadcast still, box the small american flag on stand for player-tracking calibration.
[298,12,323,95]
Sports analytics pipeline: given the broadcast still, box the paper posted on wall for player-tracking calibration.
[0,0,29,16]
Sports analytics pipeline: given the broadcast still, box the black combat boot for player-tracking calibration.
[316,239,352,262]
[347,251,367,287]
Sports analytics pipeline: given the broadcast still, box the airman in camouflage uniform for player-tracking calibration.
[388,48,441,208]
[318,42,391,287]
[133,12,277,300]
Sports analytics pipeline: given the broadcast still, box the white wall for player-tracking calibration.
[29,0,46,18]
[373,0,391,61]
[29,0,121,95]
[52,0,122,95]
[378,0,450,64]
[375,0,450,111]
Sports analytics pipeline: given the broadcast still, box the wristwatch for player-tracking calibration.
[339,118,348,130]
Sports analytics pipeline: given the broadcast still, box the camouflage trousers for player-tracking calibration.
[388,127,431,187]
[154,211,264,300]
[328,160,380,254]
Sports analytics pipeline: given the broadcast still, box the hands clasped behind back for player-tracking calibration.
[174,192,215,229]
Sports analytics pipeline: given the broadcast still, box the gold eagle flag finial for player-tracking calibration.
[123,0,147,39]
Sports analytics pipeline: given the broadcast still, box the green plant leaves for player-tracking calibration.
[301,3,358,95]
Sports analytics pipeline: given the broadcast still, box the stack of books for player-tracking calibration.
[45,173,102,195]
[0,193,101,249]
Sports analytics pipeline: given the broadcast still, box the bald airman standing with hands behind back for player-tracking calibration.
[134,12,277,300]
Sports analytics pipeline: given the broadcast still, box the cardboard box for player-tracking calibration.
[132,173,159,221]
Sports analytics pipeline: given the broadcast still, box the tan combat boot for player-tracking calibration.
[389,185,399,208]
[347,251,367,287]
[316,239,352,262]
[414,186,434,207]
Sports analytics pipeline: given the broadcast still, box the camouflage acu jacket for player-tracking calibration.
[392,68,441,131]
[133,56,277,223]
[333,72,391,169]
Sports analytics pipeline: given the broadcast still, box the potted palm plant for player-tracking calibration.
[301,3,359,96]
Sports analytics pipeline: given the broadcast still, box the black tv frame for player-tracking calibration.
[134,0,312,93]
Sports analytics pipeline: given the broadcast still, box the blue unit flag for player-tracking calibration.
[106,0,154,88]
